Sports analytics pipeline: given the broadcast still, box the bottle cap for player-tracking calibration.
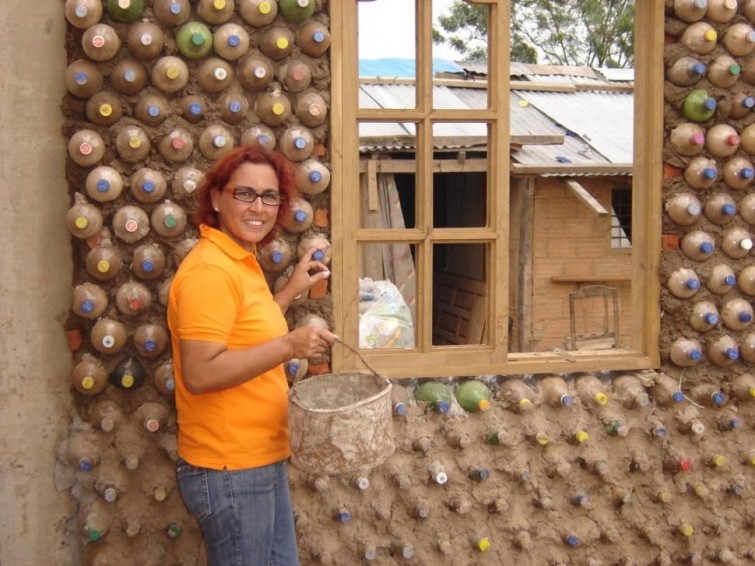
[535,432,549,446]
[213,135,227,148]
[478,399,491,411]
[672,390,684,403]
[259,1,271,14]
[741,167,755,179]
[141,259,155,272]
[680,524,694,537]
[103,487,118,502]
[292,67,305,81]
[356,476,370,490]
[703,167,717,179]
[140,33,153,46]
[748,31,755,43]
[704,98,717,111]
[308,103,323,117]
[721,203,736,216]
[393,402,407,416]
[704,29,717,42]
[703,312,719,325]
[699,241,714,254]
[74,5,88,18]
[74,216,89,229]
[81,375,95,390]
[79,142,93,156]
[435,400,450,413]
[228,100,242,113]
[276,37,289,50]
[689,133,704,146]
[693,0,706,7]
[692,62,706,76]
[257,134,270,146]
[727,134,741,146]
[80,299,95,313]
[690,421,705,435]
[686,278,701,290]
[739,311,753,322]
[99,103,113,117]
[740,238,753,250]
[145,417,160,432]
[228,34,240,47]
[271,250,284,263]
[254,65,267,78]
[477,537,491,552]
[165,378,176,391]
[565,535,580,547]
[164,214,178,228]
[191,32,206,46]
[312,249,325,261]
[560,393,574,407]
[97,260,110,273]
[128,136,142,149]
[593,392,609,405]
[214,67,228,80]
[123,69,136,83]
[297,0,310,6]
[125,219,139,232]
[86,528,103,542]
[143,180,155,193]
[518,398,532,409]
[118,0,132,8]
[689,348,702,361]
[723,274,736,286]
[143,339,157,352]
[712,454,726,466]
[309,170,323,182]
[294,210,307,223]
[189,102,203,116]
[154,487,168,501]
[75,72,89,85]
[575,430,589,443]
[214,0,226,8]
[101,335,115,348]
[313,30,326,44]
[170,2,182,14]
[167,524,182,538]
[92,35,106,48]
[166,66,180,79]
[171,137,185,149]
[121,373,135,388]
[272,102,285,115]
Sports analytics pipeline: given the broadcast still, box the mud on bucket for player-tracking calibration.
[288,371,394,475]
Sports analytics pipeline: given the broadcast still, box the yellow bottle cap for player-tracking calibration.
[477,538,490,552]
[121,374,135,388]
[259,2,271,14]
[536,432,549,446]
[749,386,755,398]
[693,484,707,496]
[214,0,226,9]
[75,216,89,229]
[272,102,285,115]
[99,104,113,117]
[749,454,755,466]
[81,376,95,389]
[478,399,491,411]
[594,392,609,405]
[154,487,168,502]
[97,260,110,273]
[167,66,180,79]
[704,30,718,42]
[129,136,142,149]
[518,398,532,409]
[575,430,589,444]
[712,454,726,467]
[680,523,694,537]
[276,37,289,50]
[658,490,672,503]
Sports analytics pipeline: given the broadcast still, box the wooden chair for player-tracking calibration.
[569,285,620,350]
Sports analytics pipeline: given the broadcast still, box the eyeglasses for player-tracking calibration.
[227,187,284,206]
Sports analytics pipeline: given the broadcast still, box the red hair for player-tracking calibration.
[193,145,298,245]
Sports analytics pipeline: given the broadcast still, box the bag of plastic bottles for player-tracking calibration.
[358,278,414,349]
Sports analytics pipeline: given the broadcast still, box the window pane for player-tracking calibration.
[359,122,417,230]
[358,243,417,350]
[432,243,488,346]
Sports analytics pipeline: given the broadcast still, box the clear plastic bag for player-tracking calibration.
[358,278,415,349]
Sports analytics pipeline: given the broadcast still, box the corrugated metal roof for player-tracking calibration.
[359,58,464,78]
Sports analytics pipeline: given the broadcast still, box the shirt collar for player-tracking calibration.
[200,224,256,261]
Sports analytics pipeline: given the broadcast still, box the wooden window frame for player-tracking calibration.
[330,0,662,378]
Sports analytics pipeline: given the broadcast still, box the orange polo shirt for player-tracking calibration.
[167,225,291,470]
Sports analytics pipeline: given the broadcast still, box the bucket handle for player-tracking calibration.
[334,337,382,378]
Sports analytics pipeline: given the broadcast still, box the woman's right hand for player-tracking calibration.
[287,326,338,359]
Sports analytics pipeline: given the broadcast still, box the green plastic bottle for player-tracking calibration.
[278,0,316,22]
[455,380,492,412]
[106,0,144,22]
[415,381,452,413]
[682,89,717,122]
[176,22,213,59]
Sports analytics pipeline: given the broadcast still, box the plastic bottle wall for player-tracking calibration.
[57,1,755,564]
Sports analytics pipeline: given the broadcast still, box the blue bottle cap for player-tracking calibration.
[141,259,155,272]
[693,0,706,8]
[75,5,89,17]
[96,179,110,192]
[672,390,685,403]
[689,349,702,361]
[148,104,160,117]
[75,72,89,85]
[165,378,176,391]
[144,339,157,352]
[143,181,155,193]
[686,278,700,290]
[312,249,325,261]
[692,62,706,76]
[739,312,753,322]
[725,348,739,360]
[477,468,490,480]
[436,400,450,413]
[699,242,714,254]
[742,168,755,179]
[228,35,240,47]
[170,2,182,14]
[294,136,307,149]
[722,203,736,216]
[653,424,668,437]
[312,30,325,44]
[336,510,352,523]
[743,96,755,109]
[287,361,300,376]
[566,535,580,547]
[81,299,95,313]
[257,134,270,145]
[271,250,284,263]
[703,313,719,325]
[723,274,736,286]
[229,100,242,113]
[519,469,531,482]
[393,402,407,416]
[730,482,744,496]
[309,170,322,183]
[726,417,743,429]
[560,393,574,407]
[703,167,717,180]
[703,98,717,111]
[124,70,137,83]
[79,458,93,472]
[711,391,725,405]
[294,210,307,223]
[189,102,203,116]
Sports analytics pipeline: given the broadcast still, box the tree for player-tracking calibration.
[434,0,635,68]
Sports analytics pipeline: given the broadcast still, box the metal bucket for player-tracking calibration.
[288,371,394,475]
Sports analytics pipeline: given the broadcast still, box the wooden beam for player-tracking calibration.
[366,159,378,211]
[564,179,609,217]
[511,163,633,175]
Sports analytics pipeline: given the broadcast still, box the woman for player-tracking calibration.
[167,145,336,565]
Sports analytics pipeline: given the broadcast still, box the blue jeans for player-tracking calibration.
[176,458,300,566]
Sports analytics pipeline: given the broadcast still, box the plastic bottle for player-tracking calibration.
[134,323,170,358]
[284,358,308,384]
[281,197,314,233]
[115,125,151,163]
[78,499,112,542]
[278,59,312,93]
[722,156,755,190]
[132,243,166,280]
[295,91,329,128]
[106,0,144,22]
[706,123,741,157]
[297,233,331,264]
[258,237,292,272]
[707,53,741,88]
[667,267,701,298]
[151,200,188,238]
[85,91,122,127]
[91,318,128,355]
[680,22,719,54]
[669,337,703,366]
[721,226,754,259]
[738,265,755,295]
[497,379,534,411]
[273,268,309,307]
[721,297,753,330]
[176,21,213,59]
[71,354,108,395]
[727,92,755,119]
[296,20,331,58]
[199,124,235,159]
[218,92,249,124]
[611,374,650,408]
[197,57,234,92]
[66,193,103,240]
[649,373,685,406]
[254,90,291,126]
[65,0,103,28]
[111,58,148,95]
[741,193,755,224]
[706,264,737,294]
[260,26,294,60]
[90,400,124,433]
[158,128,194,163]
[690,383,727,407]
[153,0,190,26]
[72,282,108,320]
[707,334,740,366]
[112,205,150,244]
[683,156,717,189]
[82,23,121,62]
[153,360,175,395]
[669,123,705,156]
[64,59,103,98]
[744,0,755,21]
[237,52,274,92]
[673,0,709,21]
[241,124,277,150]
[666,193,701,226]
[689,300,720,332]
[427,460,448,484]
[110,357,146,390]
[295,159,330,195]
[151,56,190,93]
[85,166,122,204]
[86,233,122,281]
[731,372,755,400]
[127,21,164,60]
[279,0,315,21]
[238,0,277,26]
[574,373,609,406]
[214,22,250,61]
[178,95,207,123]
[198,0,235,23]
[723,22,755,57]
[298,314,329,331]
[667,57,707,87]
[707,0,738,22]
[538,375,573,407]
[680,230,715,262]
[279,126,315,162]
[741,123,755,153]
[68,130,105,167]
[130,168,167,204]
[455,380,492,412]
[172,166,205,199]
[134,92,170,126]
[415,381,452,413]
[134,401,169,434]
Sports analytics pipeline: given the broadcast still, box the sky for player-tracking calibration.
[358,0,460,61]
